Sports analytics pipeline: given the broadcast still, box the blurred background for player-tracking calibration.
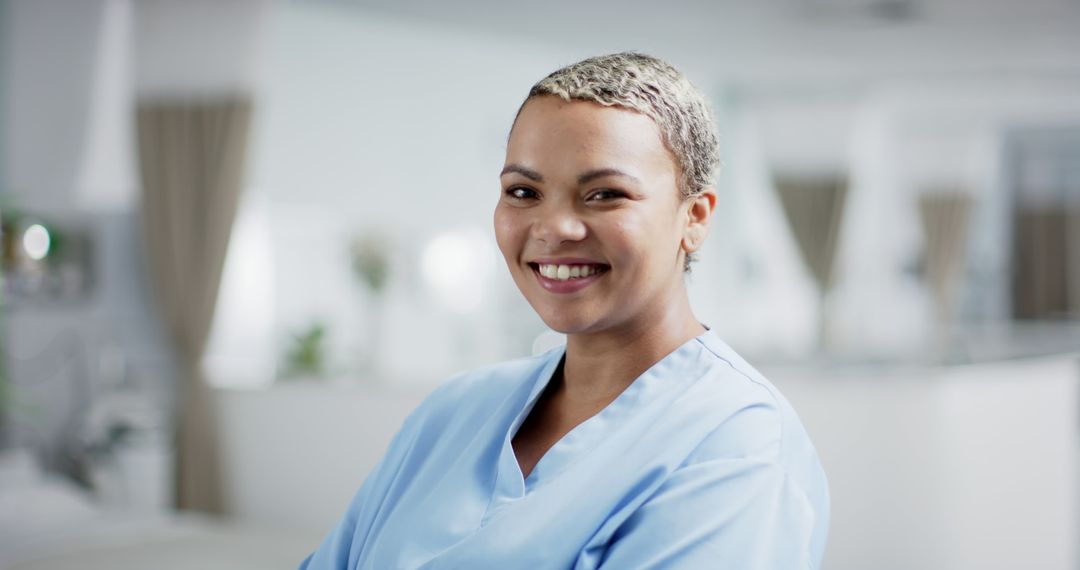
[0,0,1078,568]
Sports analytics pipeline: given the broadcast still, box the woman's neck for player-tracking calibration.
[558,292,705,405]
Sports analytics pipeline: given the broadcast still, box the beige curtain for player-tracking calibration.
[773,174,849,352]
[136,97,253,513]
[773,175,849,294]
[918,191,974,323]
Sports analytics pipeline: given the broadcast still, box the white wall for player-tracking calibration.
[4,0,112,211]
[133,0,270,97]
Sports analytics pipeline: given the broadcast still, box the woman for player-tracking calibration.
[300,52,829,569]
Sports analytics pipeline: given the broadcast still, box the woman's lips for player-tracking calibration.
[529,263,608,294]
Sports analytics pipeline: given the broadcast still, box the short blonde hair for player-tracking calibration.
[518,52,720,200]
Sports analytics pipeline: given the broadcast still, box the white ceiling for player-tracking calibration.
[308,0,1080,82]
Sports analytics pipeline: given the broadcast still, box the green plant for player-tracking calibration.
[283,323,328,378]
[350,234,390,294]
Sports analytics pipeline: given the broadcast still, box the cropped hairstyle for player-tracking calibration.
[516,52,719,200]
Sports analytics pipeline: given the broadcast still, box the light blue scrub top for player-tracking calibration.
[300,329,829,569]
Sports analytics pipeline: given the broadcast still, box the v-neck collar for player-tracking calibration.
[484,327,717,520]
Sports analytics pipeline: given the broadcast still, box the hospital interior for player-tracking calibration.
[1,0,1078,568]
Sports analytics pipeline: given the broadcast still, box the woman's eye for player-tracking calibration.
[505,187,538,200]
[587,189,625,202]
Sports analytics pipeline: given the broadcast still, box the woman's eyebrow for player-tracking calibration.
[500,164,543,181]
[577,168,641,186]
[500,165,641,186]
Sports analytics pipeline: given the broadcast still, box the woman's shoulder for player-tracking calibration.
[686,332,829,510]
[691,332,808,442]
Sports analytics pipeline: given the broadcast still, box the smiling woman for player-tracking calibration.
[495,95,705,337]
[299,52,830,569]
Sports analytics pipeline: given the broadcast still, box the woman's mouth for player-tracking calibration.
[528,262,610,293]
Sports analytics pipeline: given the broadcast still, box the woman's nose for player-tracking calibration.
[531,204,587,245]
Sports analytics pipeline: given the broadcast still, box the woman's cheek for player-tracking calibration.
[492,208,518,251]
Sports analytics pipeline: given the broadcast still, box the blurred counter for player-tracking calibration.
[767,351,1079,570]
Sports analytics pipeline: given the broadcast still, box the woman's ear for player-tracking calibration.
[681,187,717,253]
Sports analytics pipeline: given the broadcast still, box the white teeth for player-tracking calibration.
[536,263,605,281]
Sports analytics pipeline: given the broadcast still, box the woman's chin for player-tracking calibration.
[536,311,604,336]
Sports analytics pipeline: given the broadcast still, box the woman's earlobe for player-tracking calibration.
[681,232,699,253]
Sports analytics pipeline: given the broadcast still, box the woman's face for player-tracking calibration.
[494,96,702,336]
